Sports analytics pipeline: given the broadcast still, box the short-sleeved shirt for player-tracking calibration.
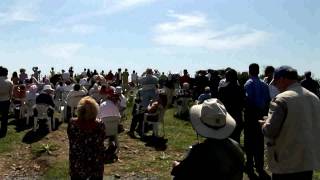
[0,77,13,101]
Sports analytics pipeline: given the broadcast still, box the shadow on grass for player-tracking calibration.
[21,118,63,144]
[141,136,168,151]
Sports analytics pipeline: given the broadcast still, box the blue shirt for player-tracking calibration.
[244,77,270,110]
[198,93,211,104]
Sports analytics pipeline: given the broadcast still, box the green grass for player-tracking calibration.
[1,107,320,180]
[42,160,69,180]
[0,123,27,153]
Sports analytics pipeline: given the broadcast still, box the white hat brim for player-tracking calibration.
[190,104,236,139]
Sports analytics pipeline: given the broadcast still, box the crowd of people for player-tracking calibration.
[0,64,320,179]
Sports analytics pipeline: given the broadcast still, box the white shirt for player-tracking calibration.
[119,94,127,108]
[0,76,13,101]
[99,100,120,118]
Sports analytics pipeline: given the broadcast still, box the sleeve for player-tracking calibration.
[262,97,288,138]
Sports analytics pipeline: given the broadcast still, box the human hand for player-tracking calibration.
[172,161,180,167]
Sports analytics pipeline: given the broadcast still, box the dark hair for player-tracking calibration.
[74,84,81,91]
[226,69,238,83]
[304,71,312,78]
[265,66,275,75]
[0,66,8,76]
[12,71,18,78]
[249,63,259,76]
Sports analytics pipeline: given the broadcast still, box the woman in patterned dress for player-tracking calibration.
[67,96,106,180]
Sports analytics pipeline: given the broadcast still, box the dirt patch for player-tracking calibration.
[0,124,69,180]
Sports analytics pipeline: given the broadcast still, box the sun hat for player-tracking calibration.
[115,86,122,94]
[42,84,54,92]
[190,98,236,139]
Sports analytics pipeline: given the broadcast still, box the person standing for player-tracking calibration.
[263,66,279,99]
[68,96,105,180]
[260,66,320,180]
[301,71,320,97]
[0,66,13,137]
[218,68,245,144]
[243,63,270,179]
[121,68,129,92]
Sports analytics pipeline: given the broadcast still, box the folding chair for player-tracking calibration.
[64,95,84,122]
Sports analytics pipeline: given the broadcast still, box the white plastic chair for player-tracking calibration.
[101,116,120,153]
[33,104,54,132]
[64,95,84,122]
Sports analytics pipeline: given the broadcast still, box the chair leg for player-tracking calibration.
[48,118,52,132]
[115,135,119,154]
[33,117,38,132]
[26,113,29,126]
[153,123,159,137]
[142,114,147,137]
[52,116,55,130]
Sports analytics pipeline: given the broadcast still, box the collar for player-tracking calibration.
[286,82,300,90]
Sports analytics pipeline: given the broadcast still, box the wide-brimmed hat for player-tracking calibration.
[190,98,236,139]
[42,85,54,92]
[115,86,122,94]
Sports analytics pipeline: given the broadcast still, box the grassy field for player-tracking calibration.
[0,105,320,179]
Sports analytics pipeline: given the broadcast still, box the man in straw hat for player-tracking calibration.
[260,66,320,180]
[171,98,244,180]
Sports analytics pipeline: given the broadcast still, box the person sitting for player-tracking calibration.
[66,84,87,102]
[34,85,55,120]
[175,83,192,119]
[67,96,105,180]
[66,84,87,119]
[197,86,211,104]
[98,91,121,160]
[115,86,127,119]
[89,83,101,103]
[171,98,245,180]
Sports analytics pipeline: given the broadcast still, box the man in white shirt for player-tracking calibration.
[0,66,13,137]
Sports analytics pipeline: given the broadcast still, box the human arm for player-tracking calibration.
[261,97,287,138]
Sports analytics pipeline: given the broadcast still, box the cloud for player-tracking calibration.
[41,43,84,60]
[0,0,40,24]
[63,0,157,24]
[44,24,98,35]
[153,11,270,50]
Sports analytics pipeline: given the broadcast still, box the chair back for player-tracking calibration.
[34,104,51,119]
[67,95,83,108]
[101,116,120,137]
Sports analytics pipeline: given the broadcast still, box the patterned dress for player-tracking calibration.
[67,119,106,179]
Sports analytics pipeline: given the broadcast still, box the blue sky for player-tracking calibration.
[0,0,319,77]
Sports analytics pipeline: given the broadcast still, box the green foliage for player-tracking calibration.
[31,143,59,157]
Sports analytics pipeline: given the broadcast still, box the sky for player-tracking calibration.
[0,0,319,78]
